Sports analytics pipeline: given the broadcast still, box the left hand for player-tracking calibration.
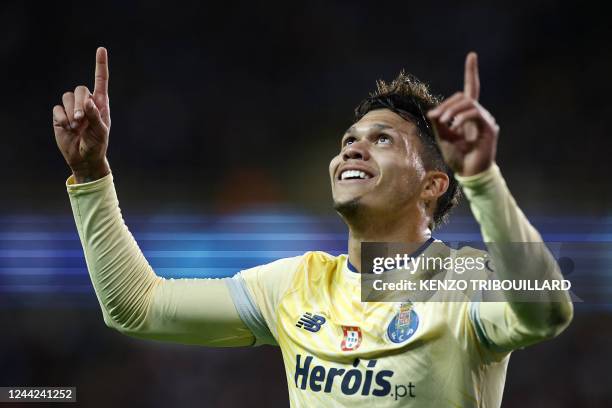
[427,52,499,177]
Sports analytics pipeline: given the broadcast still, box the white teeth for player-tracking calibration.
[341,170,371,180]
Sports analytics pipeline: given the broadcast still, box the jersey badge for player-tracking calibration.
[341,326,362,351]
[387,302,419,344]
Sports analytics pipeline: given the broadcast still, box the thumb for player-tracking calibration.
[431,117,461,143]
[84,98,107,136]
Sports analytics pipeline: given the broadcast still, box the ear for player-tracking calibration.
[420,170,449,203]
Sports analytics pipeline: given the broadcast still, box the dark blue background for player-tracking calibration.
[1,0,610,406]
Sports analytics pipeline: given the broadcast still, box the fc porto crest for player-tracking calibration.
[341,326,362,351]
[387,302,419,344]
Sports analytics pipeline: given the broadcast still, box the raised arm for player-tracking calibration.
[427,53,573,352]
[53,48,254,346]
[53,47,111,183]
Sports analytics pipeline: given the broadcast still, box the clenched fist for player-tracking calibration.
[53,47,111,183]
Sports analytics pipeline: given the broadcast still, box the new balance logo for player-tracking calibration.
[296,313,326,333]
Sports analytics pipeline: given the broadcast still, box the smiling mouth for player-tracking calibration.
[340,170,371,180]
[336,168,378,183]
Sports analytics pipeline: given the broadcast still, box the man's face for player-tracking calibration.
[329,109,428,217]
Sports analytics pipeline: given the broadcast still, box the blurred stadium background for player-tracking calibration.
[0,0,611,406]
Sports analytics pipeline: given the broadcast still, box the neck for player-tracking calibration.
[347,214,431,273]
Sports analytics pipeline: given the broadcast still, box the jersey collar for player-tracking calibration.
[346,237,436,273]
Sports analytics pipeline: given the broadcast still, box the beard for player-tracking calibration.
[333,196,363,219]
[333,196,382,233]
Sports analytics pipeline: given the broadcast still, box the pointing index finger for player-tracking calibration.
[94,47,109,96]
[463,52,480,100]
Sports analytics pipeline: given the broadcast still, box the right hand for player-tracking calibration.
[53,47,111,183]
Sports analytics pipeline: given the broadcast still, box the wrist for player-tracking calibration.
[71,158,111,184]
[455,161,493,178]
[455,162,500,192]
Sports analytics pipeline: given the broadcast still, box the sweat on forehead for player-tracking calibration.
[346,110,419,135]
[345,123,390,134]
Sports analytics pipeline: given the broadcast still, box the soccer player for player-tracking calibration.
[52,48,573,407]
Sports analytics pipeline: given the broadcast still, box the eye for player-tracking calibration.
[343,136,356,147]
[376,134,391,144]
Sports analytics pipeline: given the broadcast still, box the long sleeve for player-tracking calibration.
[457,164,573,352]
[67,173,254,347]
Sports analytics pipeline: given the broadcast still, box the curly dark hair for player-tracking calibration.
[354,71,461,230]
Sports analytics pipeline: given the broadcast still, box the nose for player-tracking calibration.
[342,141,370,162]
